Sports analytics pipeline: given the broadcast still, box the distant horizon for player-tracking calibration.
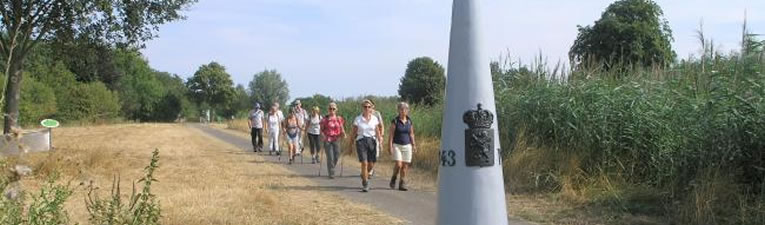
[141,0,765,100]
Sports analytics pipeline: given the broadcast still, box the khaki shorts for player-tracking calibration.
[392,144,413,163]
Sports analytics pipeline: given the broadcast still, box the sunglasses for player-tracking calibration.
[363,105,373,108]
[329,108,336,111]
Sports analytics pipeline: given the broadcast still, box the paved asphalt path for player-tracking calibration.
[192,124,531,225]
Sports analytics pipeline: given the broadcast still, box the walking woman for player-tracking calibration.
[285,112,300,164]
[368,99,384,178]
[349,99,383,192]
[265,104,284,155]
[320,102,345,179]
[293,100,308,155]
[306,106,323,164]
[388,102,416,191]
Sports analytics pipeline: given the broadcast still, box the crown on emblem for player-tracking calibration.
[462,103,493,129]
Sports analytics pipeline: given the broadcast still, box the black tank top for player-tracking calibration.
[392,116,412,145]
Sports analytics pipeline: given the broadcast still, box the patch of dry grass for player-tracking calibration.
[16,123,402,225]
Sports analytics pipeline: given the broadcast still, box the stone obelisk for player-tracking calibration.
[437,0,508,225]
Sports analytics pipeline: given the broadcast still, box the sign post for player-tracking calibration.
[437,1,509,225]
[40,119,59,150]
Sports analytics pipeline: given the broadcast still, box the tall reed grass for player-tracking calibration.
[492,34,765,223]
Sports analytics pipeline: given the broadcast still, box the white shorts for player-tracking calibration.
[392,144,413,163]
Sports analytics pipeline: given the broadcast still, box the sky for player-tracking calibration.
[141,0,765,100]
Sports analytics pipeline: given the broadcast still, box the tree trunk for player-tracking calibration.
[4,57,23,134]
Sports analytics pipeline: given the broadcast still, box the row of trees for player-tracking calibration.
[13,45,295,126]
[0,0,197,132]
[0,0,290,128]
[186,63,291,120]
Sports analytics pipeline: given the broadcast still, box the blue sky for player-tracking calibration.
[141,0,765,100]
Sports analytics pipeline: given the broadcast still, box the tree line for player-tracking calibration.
[4,42,298,126]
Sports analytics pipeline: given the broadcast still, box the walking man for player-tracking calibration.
[248,103,265,152]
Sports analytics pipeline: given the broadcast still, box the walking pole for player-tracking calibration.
[300,142,304,164]
[339,154,344,177]
[318,149,323,177]
[299,133,304,164]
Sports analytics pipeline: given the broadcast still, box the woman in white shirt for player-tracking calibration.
[264,104,283,155]
[348,99,383,192]
[306,106,322,164]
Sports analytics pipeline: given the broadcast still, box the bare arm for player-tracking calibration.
[340,117,347,139]
[410,123,416,152]
[377,112,385,135]
[389,122,396,154]
[247,111,252,128]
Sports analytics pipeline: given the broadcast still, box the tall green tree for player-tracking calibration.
[569,0,676,69]
[49,39,121,88]
[223,84,250,118]
[114,49,164,121]
[154,71,195,121]
[398,57,445,106]
[187,62,235,116]
[0,0,196,133]
[249,69,289,109]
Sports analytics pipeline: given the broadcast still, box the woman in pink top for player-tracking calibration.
[320,102,346,179]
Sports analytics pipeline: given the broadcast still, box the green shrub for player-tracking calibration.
[0,174,73,225]
[57,82,121,122]
[19,76,57,127]
[86,149,162,225]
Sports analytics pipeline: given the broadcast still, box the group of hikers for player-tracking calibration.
[247,99,417,192]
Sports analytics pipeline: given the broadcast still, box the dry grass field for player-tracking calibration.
[13,124,402,225]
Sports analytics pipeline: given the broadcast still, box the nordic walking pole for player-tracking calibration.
[339,155,344,177]
[341,138,351,177]
[338,143,344,177]
[318,149,323,177]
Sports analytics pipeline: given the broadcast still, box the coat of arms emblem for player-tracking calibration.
[462,103,495,167]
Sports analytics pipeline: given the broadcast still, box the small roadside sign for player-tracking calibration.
[41,119,60,128]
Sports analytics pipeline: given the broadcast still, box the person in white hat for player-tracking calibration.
[247,103,265,152]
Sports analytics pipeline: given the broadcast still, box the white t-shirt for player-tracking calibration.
[249,110,264,128]
[353,114,380,141]
[267,112,283,132]
[307,115,322,135]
